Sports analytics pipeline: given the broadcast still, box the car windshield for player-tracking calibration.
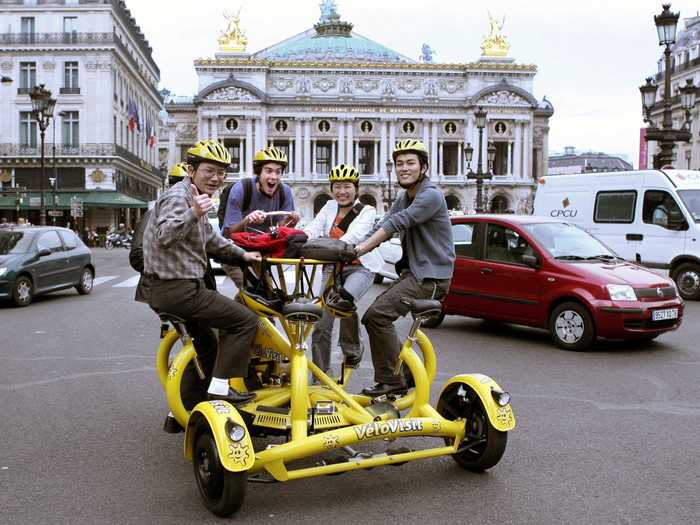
[678,189,700,222]
[523,222,618,260]
[0,230,35,254]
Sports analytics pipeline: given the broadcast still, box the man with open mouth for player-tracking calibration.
[221,147,300,289]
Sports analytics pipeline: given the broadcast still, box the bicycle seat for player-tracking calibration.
[159,313,188,325]
[283,300,323,323]
[400,298,443,317]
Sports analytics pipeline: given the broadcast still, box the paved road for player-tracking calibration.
[1,248,698,524]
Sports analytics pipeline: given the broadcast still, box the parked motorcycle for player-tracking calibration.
[104,232,132,250]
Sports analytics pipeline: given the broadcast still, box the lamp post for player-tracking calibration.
[384,159,394,212]
[466,106,493,213]
[29,84,56,225]
[640,3,696,169]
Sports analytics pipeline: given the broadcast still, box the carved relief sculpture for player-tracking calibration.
[205,86,260,102]
[478,90,529,107]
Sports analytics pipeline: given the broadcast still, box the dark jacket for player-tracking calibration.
[129,209,217,303]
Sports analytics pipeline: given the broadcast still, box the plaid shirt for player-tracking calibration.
[143,178,245,279]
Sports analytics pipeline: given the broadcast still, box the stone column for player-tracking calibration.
[431,120,438,177]
[240,138,245,176]
[541,125,550,177]
[346,119,354,165]
[389,118,397,154]
[354,141,359,168]
[167,124,177,170]
[373,140,379,176]
[422,120,430,157]
[295,118,303,179]
[311,139,317,176]
[260,113,268,149]
[438,141,444,178]
[513,122,522,179]
[380,119,388,178]
[288,138,294,178]
[523,121,531,180]
[507,141,513,176]
[338,118,345,164]
[481,122,489,173]
[245,117,253,175]
[458,140,463,177]
[211,117,218,140]
[303,118,311,178]
[331,139,336,167]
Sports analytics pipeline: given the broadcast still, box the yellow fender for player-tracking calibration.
[439,374,516,432]
[184,400,256,473]
[156,329,180,390]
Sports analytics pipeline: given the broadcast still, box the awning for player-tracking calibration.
[0,191,148,209]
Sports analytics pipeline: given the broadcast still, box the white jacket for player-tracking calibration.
[304,199,384,274]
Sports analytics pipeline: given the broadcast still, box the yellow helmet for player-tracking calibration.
[321,284,356,319]
[392,139,429,163]
[253,147,288,167]
[168,162,189,179]
[328,164,360,185]
[187,139,231,166]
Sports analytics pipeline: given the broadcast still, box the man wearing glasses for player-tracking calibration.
[143,139,262,406]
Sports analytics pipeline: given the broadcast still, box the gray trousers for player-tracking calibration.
[362,271,450,385]
[222,264,244,291]
[311,265,374,373]
[148,278,258,378]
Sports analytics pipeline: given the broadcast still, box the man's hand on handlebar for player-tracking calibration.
[283,211,300,227]
[242,251,262,263]
[244,210,267,225]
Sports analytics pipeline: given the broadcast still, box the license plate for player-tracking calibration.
[652,308,678,321]
[495,405,515,428]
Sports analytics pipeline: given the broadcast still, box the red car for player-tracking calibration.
[425,215,683,350]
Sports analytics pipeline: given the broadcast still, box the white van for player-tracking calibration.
[533,169,700,299]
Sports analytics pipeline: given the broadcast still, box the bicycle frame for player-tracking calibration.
[156,258,516,482]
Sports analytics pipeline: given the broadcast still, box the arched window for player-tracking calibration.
[445,194,462,211]
[360,194,377,208]
[490,195,509,214]
[314,193,332,215]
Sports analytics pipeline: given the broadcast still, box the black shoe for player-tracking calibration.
[343,350,364,369]
[163,414,184,434]
[207,388,257,405]
[361,383,407,397]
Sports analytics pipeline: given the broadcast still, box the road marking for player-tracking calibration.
[93,275,118,286]
[113,275,140,287]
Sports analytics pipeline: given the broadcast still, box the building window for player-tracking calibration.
[19,112,37,148]
[223,139,243,173]
[318,120,331,133]
[594,191,637,224]
[19,62,36,93]
[316,141,331,175]
[62,62,79,93]
[442,142,458,175]
[402,121,415,133]
[225,118,238,131]
[358,141,375,175]
[63,16,78,33]
[444,121,457,135]
[360,120,373,133]
[21,17,35,43]
[275,119,288,132]
[62,111,79,148]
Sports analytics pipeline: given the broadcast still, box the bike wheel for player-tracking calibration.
[193,421,246,517]
[437,383,507,472]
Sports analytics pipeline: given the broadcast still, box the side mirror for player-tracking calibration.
[37,248,51,257]
[520,254,540,268]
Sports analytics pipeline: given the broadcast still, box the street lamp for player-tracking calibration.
[384,159,395,212]
[466,106,493,213]
[29,84,56,225]
[640,3,695,168]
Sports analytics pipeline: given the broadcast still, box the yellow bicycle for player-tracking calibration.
[155,258,516,517]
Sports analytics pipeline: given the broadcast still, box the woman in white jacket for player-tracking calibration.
[304,164,384,374]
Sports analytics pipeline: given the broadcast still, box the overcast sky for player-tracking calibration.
[126,0,700,168]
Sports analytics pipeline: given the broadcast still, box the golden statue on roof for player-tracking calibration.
[481,11,510,57]
[218,7,248,53]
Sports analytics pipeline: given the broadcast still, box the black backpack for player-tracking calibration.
[218,177,288,229]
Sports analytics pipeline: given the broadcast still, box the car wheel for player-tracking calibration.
[420,311,445,329]
[548,301,595,351]
[76,267,94,295]
[373,274,384,284]
[12,276,33,307]
[672,262,700,300]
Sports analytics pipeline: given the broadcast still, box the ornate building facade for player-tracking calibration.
[159,3,553,218]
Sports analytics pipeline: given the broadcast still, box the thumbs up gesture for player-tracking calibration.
[190,184,214,218]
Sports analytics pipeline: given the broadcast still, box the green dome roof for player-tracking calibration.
[253,27,414,64]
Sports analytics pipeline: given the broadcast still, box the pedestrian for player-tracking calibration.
[142,139,262,405]
[354,139,455,397]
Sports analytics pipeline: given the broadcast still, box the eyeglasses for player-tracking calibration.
[198,166,227,179]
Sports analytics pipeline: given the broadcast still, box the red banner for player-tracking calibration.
[639,128,647,170]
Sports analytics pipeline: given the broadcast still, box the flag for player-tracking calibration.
[127,100,136,132]
[148,124,157,148]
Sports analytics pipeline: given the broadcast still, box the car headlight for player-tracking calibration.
[0,267,7,278]
[606,284,637,301]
